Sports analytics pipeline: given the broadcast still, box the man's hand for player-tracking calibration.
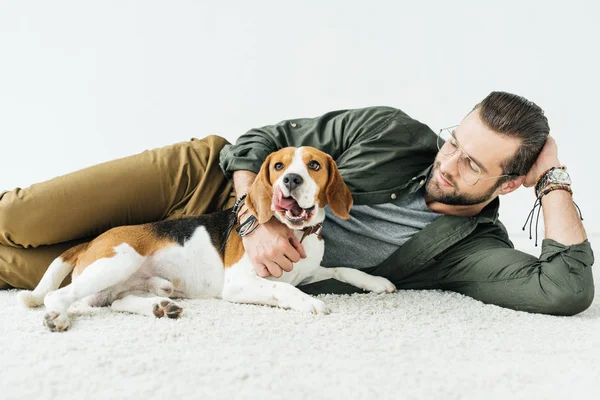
[241,217,307,278]
[523,135,561,188]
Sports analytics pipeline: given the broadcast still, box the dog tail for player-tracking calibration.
[17,242,89,308]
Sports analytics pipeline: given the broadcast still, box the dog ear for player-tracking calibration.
[246,154,276,224]
[325,155,353,219]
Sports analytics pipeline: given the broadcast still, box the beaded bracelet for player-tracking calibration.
[232,194,248,216]
[537,183,573,199]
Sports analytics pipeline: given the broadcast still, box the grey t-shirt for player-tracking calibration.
[321,188,441,269]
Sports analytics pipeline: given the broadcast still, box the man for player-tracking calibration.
[0,91,593,316]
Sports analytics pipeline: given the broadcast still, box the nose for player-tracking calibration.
[439,151,460,176]
[283,173,303,191]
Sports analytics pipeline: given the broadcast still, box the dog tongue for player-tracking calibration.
[272,186,298,212]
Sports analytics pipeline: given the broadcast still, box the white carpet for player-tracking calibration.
[1,237,599,400]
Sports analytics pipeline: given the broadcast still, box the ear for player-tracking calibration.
[325,156,353,219]
[497,175,525,196]
[246,154,276,224]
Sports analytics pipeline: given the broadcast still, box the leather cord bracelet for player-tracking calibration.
[537,183,573,199]
[231,194,259,237]
[221,194,260,252]
[522,167,583,247]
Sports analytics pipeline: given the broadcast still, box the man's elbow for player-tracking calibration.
[539,282,595,316]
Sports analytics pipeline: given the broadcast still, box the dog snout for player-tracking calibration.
[283,173,303,191]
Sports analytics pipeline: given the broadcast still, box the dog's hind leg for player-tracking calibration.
[111,294,182,319]
[17,242,89,308]
[43,243,146,332]
[17,258,76,308]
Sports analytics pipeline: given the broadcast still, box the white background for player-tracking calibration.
[1,0,598,237]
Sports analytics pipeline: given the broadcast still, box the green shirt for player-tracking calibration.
[219,106,594,316]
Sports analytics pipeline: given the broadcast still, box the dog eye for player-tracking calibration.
[308,160,321,171]
[274,162,285,171]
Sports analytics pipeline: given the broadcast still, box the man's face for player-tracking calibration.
[426,110,522,206]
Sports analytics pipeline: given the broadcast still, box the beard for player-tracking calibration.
[425,162,500,206]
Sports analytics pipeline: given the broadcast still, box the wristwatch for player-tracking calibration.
[544,167,571,186]
[535,166,571,197]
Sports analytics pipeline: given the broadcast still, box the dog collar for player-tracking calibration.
[300,223,323,243]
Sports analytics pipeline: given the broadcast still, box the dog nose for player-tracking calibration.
[283,173,303,191]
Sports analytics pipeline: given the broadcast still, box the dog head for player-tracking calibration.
[246,147,353,229]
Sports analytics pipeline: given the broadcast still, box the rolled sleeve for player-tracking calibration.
[218,107,402,181]
[436,230,595,316]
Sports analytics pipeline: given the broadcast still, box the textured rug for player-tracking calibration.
[1,237,598,400]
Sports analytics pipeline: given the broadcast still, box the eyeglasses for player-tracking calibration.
[437,125,517,186]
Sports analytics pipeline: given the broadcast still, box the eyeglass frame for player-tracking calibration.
[437,125,519,186]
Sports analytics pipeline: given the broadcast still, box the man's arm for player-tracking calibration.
[223,108,374,279]
[233,170,256,197]
[232,170,307,278]
[541,190,586,245]
[437,136,593,316]
[220,108,364,180]
[522,136,586,245]
[434,224,594,316]
[221,106,421,278]
[218,106,435,196]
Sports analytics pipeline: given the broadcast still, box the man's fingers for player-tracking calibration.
[265,261,284,278]
[282,243,301,264]
[289,236,307,259]
[256,264,271,278]
[274,254,294,272]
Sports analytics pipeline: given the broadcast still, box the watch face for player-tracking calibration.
[548,169,571,184]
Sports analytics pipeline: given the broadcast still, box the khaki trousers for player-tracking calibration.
[0,135,236,289]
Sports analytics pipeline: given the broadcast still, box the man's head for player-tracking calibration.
[426,91,550,206]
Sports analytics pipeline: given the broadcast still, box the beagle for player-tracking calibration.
[18,146,396,331]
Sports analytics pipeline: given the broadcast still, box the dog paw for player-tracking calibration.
[153,300,183,319]
[363,276,397,294]
[17,290,44,308]
[307,298,330,315]
[44,311,70,332]
[286,296,330,315]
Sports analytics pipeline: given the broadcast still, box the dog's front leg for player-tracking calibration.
[302,267,397,294]
[222,272,329,315]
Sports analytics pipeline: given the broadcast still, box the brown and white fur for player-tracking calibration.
[17,146,396,331]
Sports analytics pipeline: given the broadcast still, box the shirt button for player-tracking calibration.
[419,180,425,186]
[391,193,397,199]
[290,122,297,128]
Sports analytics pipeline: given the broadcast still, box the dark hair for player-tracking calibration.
[474,91,549,180]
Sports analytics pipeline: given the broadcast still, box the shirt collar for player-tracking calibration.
[407,165,433,194]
